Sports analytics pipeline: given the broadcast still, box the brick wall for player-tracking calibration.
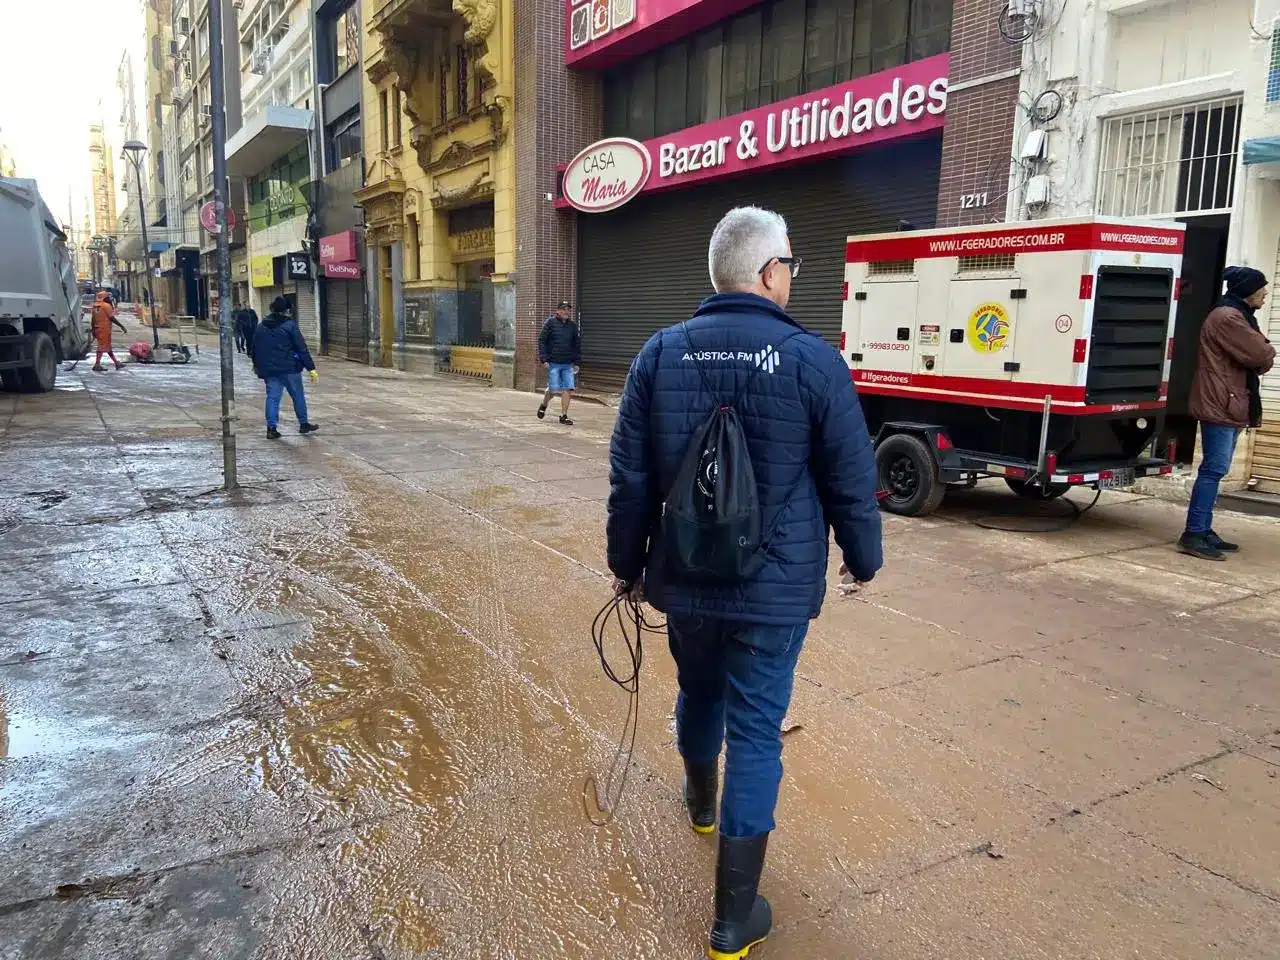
[513,0,601,390]
[936,0,1023,227]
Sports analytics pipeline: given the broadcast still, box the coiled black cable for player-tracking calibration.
[582,588,666,826]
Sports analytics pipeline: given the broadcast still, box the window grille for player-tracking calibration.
[867,259,915,276]
[958,253,1016,273]
[1096,97,1241,218]
[1267,23,1280,104]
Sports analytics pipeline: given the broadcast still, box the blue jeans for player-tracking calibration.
[264,373,309,430]
[666,615,807,838]
[1184,423,1239,535]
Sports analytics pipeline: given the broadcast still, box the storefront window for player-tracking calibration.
[601,0,952,140]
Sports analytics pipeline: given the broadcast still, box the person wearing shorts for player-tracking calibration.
[537,299,582,425]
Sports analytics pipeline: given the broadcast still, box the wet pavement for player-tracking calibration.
[2,320,1278,959]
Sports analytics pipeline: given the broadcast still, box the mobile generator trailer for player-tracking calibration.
[842,218,1184,516]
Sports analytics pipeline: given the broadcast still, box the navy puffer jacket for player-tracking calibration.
[606,292,882,626]
[251,312,315,380]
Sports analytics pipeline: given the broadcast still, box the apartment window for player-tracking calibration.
[439,50,449,123]
[197,18,208,59]
[405,214,420,280]
[379,88,389,151]
[601,0,952,140]
[333,3,359,78]
[152,35,162,70]
[456,45,469,114]
[328,111,361,169]
[154,95,163,129]
[1096,98,1242,218]
[392,88,402,145]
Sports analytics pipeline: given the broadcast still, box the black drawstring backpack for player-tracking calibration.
[661,324,801,584]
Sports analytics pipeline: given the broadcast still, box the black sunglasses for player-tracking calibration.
[759,256,802,279]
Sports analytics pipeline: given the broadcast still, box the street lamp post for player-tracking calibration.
[121,141,161,350]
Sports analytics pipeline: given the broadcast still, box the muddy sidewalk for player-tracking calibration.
[2,341,1278,959]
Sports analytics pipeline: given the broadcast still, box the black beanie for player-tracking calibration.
[1223,265,1267,299]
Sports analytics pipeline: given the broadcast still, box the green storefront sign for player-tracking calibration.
[248,143,310,230]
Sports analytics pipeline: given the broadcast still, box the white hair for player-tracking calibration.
[707,206,789,293]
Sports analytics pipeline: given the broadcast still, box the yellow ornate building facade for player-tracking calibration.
[355,0,515,384]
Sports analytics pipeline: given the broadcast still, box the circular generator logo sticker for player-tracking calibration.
[967,302,1011,353]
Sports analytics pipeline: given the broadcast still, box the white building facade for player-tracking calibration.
[227,0,320,346]
[1005,0,1280,492]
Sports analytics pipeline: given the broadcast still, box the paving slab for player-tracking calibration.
[862,656,1231,808]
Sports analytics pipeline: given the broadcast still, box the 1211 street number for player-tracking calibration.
[959,192,989,209]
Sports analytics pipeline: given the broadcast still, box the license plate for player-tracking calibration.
[1098,468,1135,490]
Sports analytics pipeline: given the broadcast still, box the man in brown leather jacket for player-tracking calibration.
[1180,266,1277,560]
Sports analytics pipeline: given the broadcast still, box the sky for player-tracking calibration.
[0,0,144,231]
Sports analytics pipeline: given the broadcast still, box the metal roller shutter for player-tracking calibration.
[293,282,319,348]
[577,135,942,389]
[324,279,350,359]
[323,280,369,363]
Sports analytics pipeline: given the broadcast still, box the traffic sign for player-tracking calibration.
[199,201,238,234]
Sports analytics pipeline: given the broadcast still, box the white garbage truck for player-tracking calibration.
[0,177,90,391]
[842,218,1184,515]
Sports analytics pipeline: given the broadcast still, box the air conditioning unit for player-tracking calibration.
[232,0,243,8]
[250,44,274,75]
[201,104,212,118]
[169,40,179,56]
[179,15,190,32]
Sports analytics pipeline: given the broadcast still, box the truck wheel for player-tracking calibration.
[1006,478,1070,500]
[17,332,57,393]
[876,433,945,516]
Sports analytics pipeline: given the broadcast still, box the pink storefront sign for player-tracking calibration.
[324,261,361,280]
[566,0,764,69]
[555,55,950,209]
[319,230,358,266]
[642,55,949,195]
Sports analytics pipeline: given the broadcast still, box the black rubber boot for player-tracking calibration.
[683,761,718,835]
[707,833,771,960]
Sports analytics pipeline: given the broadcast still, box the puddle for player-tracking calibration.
[0,704,151,760]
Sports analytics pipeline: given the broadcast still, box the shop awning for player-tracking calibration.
[1243,136,1280,165]
[225,105,312,178]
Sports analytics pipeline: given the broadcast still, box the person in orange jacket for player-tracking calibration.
[90,291,128,371]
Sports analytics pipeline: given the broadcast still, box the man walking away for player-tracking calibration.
[536,299,581,425]
[233,301,247,353]
[90,291,128,371]
[250,295,320,440]
[606,206,883,959]
[1180,265,1276,560]
[243,302,259,351]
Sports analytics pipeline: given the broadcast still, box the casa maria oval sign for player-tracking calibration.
[562,137,652,213]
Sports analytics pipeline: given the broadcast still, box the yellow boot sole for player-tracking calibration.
[690,820,716,836]
[706,934,768,960]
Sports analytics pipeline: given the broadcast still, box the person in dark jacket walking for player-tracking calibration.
[233,302,248,353]
[234,302,259,354]
[250,296,320,439]
[1179,266,1276,560]
[606,206,883,959]
[536,299,581,425]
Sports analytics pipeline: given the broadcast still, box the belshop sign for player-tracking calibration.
[319,230,362,279]
[561,55,949,211]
